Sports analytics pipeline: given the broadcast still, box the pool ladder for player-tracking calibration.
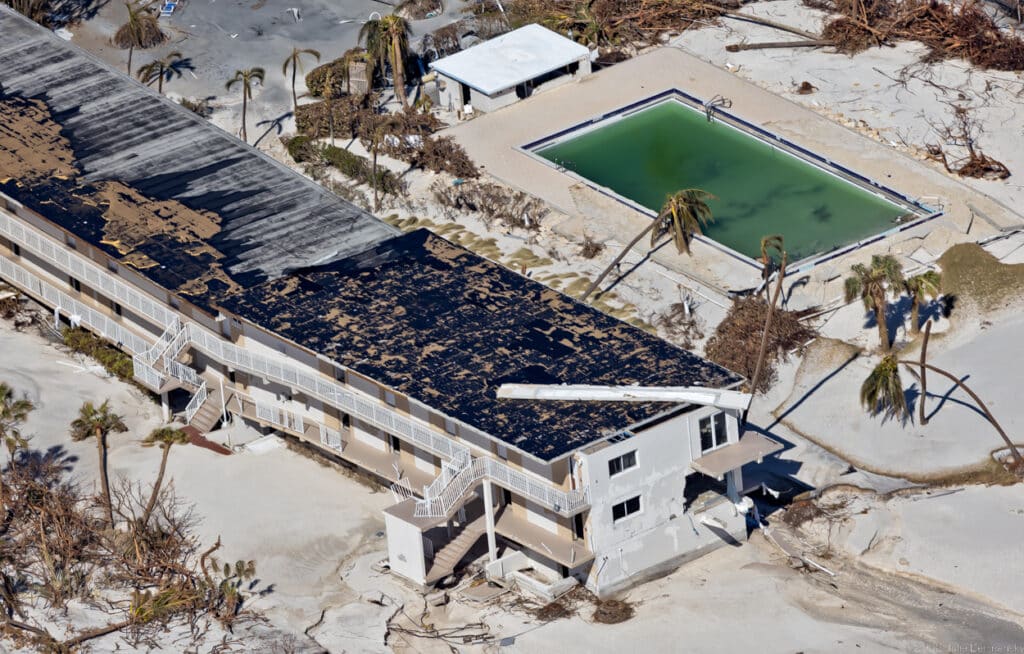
[704,95,732,122]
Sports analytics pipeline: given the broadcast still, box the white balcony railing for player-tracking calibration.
[0,253,152,355]
[131,355,165,391]
[184,381,208,423]
[0,237,590,517]
[0,209,179,329]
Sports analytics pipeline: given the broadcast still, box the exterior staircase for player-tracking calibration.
[425,515,487,585]
[185,381,222,433]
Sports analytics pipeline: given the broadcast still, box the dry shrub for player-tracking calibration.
[925,105,1010,180]
[398,0,443,19]
[507,0,721,47]
[592,598,635,624]
[579,234,605,259]
[705,297,817,394]
[818,0,1024,70]
[179,97,212,118]
[295,94,378,140]
[782,499,825,528]
[412,136,479,178]
[535,600,571,621]
[431,179,548,231]
[655,300,705,350]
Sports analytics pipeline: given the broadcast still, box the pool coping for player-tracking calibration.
[517,88,944,274]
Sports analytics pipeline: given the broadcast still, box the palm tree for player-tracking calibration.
[139,426,189,527]
[747,236,787,402]
[904,270,941,336]
[137,51,186,94]
[759,234,784,299]
[844,254,904,351]
[70,400,128,526]
[0,383,34,510]
[225,67,265,144]
[861,340,1023,469]
[360,14,411,108]
[582,189,715,301]
[860,354,908,422]
[282,46,321,114]
[113,1,166,76]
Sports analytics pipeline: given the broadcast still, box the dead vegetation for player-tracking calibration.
[579,234,606,259]
[430,179,549,231]
[505,0,724,48]
[591,598,636,624]
[815,0,1024,70]
[0,436,260,651]
[925,104,1010,179]
[705,297,818,393]
[654,296,705,350]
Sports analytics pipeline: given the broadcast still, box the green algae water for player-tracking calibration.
[537,101,909,261]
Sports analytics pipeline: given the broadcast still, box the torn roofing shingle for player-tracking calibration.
[218,229,743,461]
[0,8,397,311]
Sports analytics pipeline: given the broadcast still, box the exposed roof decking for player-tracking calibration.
[0,9,396,310]
[219,229,742,461]
[430,24,589,96]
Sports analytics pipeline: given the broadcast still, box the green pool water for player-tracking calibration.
[536,100,911,262]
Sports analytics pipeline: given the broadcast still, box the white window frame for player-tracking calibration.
[611,495,642,523]
[607,450,637,478]
[698,412,729,453]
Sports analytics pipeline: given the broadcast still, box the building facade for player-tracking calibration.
[0,7,780,600]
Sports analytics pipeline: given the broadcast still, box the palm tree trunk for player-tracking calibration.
[141,444,171,527]
[372,137,380,211]
[899,358,1023,466]
[241,90,248,143]
[391,38,407,108]
[329,99,335,147]
[910,298,921,335]
[127,46,133,76]
[746,254,787,419]
[874,290,890,351]
[291,63,298,114]
[918,320,930,426]
[96,428,114,526]
[157,67,164,94]
[581,220,659,301]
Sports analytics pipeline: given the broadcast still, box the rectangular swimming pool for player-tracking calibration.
[529,92,936,265]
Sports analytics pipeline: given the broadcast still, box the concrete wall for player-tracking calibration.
[580,407,747,596]
[436,56,592,115]
[384,510,427,585]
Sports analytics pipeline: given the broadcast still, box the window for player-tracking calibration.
[608,450,637,477]
[612,496,641,522]
[444,418,457,435]
[65,234,76,248]
[68,276,81,292]
[389,434,401,452]
[699,412,729,452]
[107,260,118,273]
[112,302,123,317]
[11,243,20,257]
[496,444,508,460]
[384,390,396,406]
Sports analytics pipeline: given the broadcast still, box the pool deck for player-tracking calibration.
[444,46,1024,303]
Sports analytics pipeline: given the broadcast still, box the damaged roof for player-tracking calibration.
[219,230,742,461]
[0,7,741,460]
[0,8,396,312]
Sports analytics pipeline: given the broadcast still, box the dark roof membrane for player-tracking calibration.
[220,230,742,461]
[0,9,396,311]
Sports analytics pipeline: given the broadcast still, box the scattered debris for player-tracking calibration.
[579,234,606,259]
[705,297,818,393]
[592,598,636,624]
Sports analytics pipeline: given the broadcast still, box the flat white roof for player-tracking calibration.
[429,24,589,97]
